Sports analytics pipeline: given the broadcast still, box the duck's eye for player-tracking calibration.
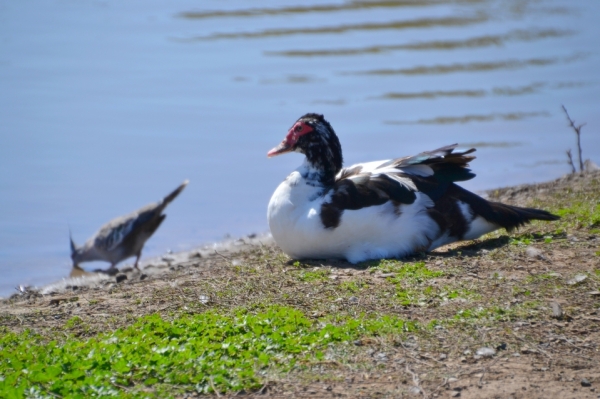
[295,125,303,132]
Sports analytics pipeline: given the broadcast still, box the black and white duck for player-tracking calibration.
[267,113,558,263]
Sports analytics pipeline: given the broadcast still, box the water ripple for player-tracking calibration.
[352,53,585,75]
[177,0,486,19]
[266,28,574,57]
[375,81,589,100]
[459,141,523,148]
[182,15,487,41]
[385,111,550,125]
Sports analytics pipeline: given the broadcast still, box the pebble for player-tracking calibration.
[525,246,543,259]
[567,274,588,285]
[549,301,563,318]
[582,378,592,387]
[475,347,496,357]
[115,274,127,284]
[568,235,580,242]
[409,387,421,396]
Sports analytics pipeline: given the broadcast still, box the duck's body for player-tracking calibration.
[267,114,558,263]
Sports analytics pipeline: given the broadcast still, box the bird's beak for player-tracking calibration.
[267,140,293,157]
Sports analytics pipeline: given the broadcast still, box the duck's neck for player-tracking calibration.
[301,136,343,187]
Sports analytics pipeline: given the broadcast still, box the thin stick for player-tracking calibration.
[566,150,576,174]
[209,376,222,397]
[561,105,585,172]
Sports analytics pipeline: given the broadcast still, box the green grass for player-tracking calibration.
[339,280,366,293]
[0,306,417,398]
[449,300,542,324]
[371,261,444,283]
[555,200,600,227]
[297,269,329,283]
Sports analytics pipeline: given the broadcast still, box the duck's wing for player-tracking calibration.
[320,145,476,228]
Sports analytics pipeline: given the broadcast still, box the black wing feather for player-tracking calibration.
[319,145,476,229]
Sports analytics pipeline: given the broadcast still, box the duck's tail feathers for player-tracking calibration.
[486,202,560,232]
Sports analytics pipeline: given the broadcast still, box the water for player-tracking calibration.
[1,0,599,297]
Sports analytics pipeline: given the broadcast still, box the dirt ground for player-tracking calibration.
[1,171,599,398]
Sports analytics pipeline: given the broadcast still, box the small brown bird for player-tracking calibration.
[70,180,188,270]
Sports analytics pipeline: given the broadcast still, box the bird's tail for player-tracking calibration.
[162,180,189,206]
[448,184,559,234]
[69,228,78,255]
[486,202,560,231]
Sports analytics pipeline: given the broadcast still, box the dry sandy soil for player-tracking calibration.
[1,171,599,398]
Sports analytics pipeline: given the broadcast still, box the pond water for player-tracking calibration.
[1,0,599,297]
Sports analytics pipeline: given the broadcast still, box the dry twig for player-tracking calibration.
[561,105,585,172]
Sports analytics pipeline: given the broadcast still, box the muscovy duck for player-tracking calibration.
[70,180,188,270]
[267,113,558,263]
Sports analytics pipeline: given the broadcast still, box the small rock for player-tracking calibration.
[581,378,592,387]
[588,291,600,297]
[549,301,563,318]
[115,274,127,283]
[439,353,447,360]
[447,377,458,383]
[373,352,388,362]
[463,349,472,356]
[328,275,338,280]
[348,296,359,304]
[409,386,421,395]
[198,295,209,305]
[451,391,461,397]
[567,274,588,285]
[476,347,496,357]
[584,159,600,171]
[139,274,148,281]
[525,246,544,259]
[496,343,507,351]
[520,346,531,354]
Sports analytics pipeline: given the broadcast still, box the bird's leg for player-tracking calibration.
[134,251,141,270]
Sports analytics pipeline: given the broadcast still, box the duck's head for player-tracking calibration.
[268,113,343,183]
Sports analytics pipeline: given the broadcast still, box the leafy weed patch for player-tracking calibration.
[0,307,415,398]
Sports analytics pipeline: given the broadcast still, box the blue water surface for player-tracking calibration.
[1,0,599,296]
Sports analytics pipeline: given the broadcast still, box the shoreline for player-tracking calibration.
[3,170,598,301]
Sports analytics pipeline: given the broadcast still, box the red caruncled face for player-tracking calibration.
[267,121,314,157]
